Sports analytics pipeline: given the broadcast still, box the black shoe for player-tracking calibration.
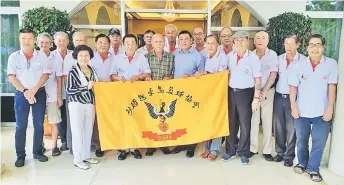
[131,149,142,159]
[95,149,104,157]
[33,153,48,162]
[118,150,129,160]
[170,147,183,154]
[42,147,46,153]
[273,155,284,162]
[186,149,195,158]
[15,157,25,167]
[52,147,61,157]
[284,159,293,167]
[161,148,170,155]
[248,152,258,158]
[60,143,69,151]
[264,154,274,161]
[145,151,154,156]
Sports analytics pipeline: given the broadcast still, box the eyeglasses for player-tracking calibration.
[308,43,323,49]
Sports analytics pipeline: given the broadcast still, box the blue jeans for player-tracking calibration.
[205,137,222,156]
[294,117,330,173]
[14,88,46,157]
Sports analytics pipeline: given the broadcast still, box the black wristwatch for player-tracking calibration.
[23,88,28,93]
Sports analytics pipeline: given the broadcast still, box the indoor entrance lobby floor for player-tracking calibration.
[1,127,343,185]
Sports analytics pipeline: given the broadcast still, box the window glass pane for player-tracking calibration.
[1,0,20,7]
[311,18,342,60]
[1,14,19,93]
[306,0,344,11]
[211,1,263,27]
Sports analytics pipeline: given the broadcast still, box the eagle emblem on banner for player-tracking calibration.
[144,99,178,133]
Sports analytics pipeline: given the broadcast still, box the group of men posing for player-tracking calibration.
[8,23,337,182]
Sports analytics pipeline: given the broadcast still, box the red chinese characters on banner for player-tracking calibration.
[142,129,187,141]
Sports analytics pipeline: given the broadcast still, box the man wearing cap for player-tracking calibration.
[249,31,278,162]
[63,31,87,154]
[222,31,262,165]
[108,28,124,56]
[144,33,174,156]
[137,30,155,56]
[289,34,338,182]
[169,30,205,158]
[219,26,235,56]
[110,34,152,160]
[89,33,114,157]
[192,26,207,58]
[164,24,179,54]
[8,28,51,167]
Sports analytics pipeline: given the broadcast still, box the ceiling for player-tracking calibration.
[124,0,226,20]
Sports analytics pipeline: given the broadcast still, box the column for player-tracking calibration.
[328,15,344,176]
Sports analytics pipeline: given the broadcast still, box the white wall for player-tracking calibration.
[244,0,307,23]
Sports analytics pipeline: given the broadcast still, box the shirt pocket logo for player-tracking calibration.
[118,68,125,72]
[301,73,308,80]
[244,68,249,74]
[32,63,42,71]
[138,68,142,73]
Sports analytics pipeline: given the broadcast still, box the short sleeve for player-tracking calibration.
[55,58,63,76]
[196,53,205,71]
[251,54,262,78]
[288,63,300,87]
[270,52,279,72]
[141,55,151,74]
[42,56,51,75]
[7,53,17,75]
[218,54,229,72]
[328,59,338,84]
[109,57,118,75]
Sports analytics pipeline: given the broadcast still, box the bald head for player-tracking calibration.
[72,31,86,47]
[152,33,165,54]
[165,24,178,43]
[254,31,269,49]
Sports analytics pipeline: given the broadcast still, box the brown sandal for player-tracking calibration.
[200,152,210,159]
[208,153,217,161]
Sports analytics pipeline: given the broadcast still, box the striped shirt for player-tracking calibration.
[66,64,96,104]
[145,51,174,80]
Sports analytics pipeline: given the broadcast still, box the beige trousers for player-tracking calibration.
[250,88,275,154]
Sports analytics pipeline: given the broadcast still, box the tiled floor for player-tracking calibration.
[1,127,343,185]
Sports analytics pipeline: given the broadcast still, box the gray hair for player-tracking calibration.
[36,32,53,45]
[53,31,69,40]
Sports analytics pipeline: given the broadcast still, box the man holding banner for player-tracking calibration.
[196,34,228,160]
[144,33,174,156]
[169,30,205,158]
[110,34,151,160]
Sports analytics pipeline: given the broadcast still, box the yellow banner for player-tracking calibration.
[94,71,229,150]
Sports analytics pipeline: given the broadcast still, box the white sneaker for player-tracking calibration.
[74,162,89,170]
[83,158,99,164]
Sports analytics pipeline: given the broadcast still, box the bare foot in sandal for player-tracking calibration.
[294,164,306,174]
[200,152,210,159]
[309,172,323,182]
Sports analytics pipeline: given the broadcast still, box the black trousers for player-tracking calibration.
[57,99,67,144]
[175,144,197,151]
[273,92,296,160]
[225,87,254,157]
[146,147,170,153]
